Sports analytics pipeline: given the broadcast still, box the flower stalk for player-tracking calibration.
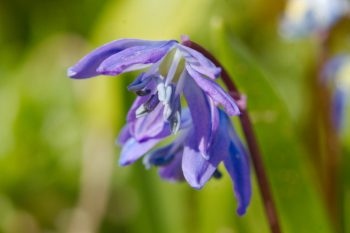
[182,40,282,233]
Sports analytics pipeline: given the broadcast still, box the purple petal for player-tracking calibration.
[127,96,148,122]
[183,76,212,157]
[97,41,176,76]
[223,142,251,216]
[131,104,170,142]
[68,39,167,79]
[182,132,224,189]
[119,137,161,166]
[186,64,240,116]
[117,124,132,145]
[220,111,251,216]
[209,98,220,146]
[143,144,175,168]
[159,150,184,182]
[177,44,221,79]
[144,127,189,169]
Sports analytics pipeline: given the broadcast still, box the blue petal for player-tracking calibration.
[186,64,240,116]
[68,39,167,79]
[220,111,251,216]
[182,138,217,189]
[117,124,132,145]
[119,137,162,166]
[130,104,170,142]
[143,144,175,168]
[159,149,184,182]
[182,129,225,189]
[127,96,149,122]
[143,128,189,168]
[177,44,221,79]
[223,142,251,216]
[97,41,176,76]
[183,76,213,157]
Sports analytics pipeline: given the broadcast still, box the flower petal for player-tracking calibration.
[127,96,149,123]
[186,64,240,116]
[97,41,176,76]
[68,39,166,79]
[131,104,170,142]
[183,76,212,157]
[220,110,251,216]
[119,137,161,166]
[182,131,224,189]
[116,124,132,145]
[159,150,184,182]
[177,44,221,79]
[143,144,175,168]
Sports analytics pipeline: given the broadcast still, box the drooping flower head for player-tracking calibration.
[68,36,251,215]
[323,54,350,133]
[280,0,350,38]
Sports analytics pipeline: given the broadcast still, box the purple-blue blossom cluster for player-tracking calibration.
[68,37,251,215]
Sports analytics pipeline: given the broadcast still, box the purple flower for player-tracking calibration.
[68,37,251,215]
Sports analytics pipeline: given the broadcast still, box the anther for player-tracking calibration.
[136,89,151,96]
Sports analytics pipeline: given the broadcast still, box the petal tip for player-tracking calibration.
[67,68,77,78]
[119,159,132,166]
[236,207,247,216]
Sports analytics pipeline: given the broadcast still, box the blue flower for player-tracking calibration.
[68,37,251,215]
[323,54,350,133]
[280,0,350,38]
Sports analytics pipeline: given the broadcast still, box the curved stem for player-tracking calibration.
[182,40,282,233]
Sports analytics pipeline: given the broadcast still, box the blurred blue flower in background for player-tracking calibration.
[323,55,350,133]
[68,37,252,215]
[280,0,350,38]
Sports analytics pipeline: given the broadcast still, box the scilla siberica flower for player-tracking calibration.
[280,0,350,38]
[68,36,251,215]
[323,55,350,133]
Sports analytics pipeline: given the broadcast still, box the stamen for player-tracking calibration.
[135,105,148,118]
[165,85,172,104]
[162,85,177,120]
[144,94,160,112]
[135,94,160,118]
[157,82,166,102]
[169,111,181,134]
[165,49,182,85]
[136,89,151,96]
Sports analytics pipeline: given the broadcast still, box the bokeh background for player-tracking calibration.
[0,0,349,232]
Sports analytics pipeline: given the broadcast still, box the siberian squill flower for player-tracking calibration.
[323,54,350,133]
[68,37,251,215]
[280,0,350,38]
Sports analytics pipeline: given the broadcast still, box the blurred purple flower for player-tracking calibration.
[280,0,350,38]
[323,54,350,132]
[68,37,251,215]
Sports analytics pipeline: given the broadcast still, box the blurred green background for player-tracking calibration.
[0,0,349,232]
